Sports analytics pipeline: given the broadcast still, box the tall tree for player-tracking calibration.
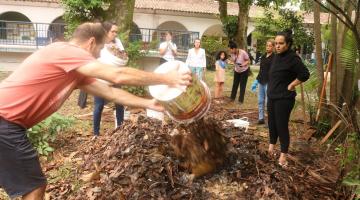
[313,2,324,98]
[62,0,135,43]
[218,0,286,49]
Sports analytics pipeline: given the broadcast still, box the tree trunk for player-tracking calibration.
[107,0,135,45]
[313,2,324,98]
[336,0,351,109]
[235,1,250,49]
[329,8,338,122]
[218,0,227,24]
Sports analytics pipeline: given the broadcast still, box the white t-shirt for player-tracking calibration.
[159,41,177,61]
[186,48,206,68]
[97,38,126,84]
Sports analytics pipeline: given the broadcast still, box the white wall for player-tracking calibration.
[0,3,64,23]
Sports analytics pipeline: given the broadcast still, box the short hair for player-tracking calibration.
[216,50,227,61]
[165,31,173,36]
[228,41,237,49]
[72,22,106,45]
[102,21,116,33]
[276,29,293,49]
[267,39,275,46]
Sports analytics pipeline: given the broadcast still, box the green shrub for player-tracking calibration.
[27,113,74,156]
[201,36,228,70]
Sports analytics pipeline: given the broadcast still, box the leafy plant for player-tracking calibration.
[253,9,314,53]
[201,36,228,70]
[27,113,74,156]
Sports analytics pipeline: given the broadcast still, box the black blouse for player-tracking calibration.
[256,53,274,84]
[267,49,310,99]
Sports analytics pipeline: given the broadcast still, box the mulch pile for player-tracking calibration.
[46,101,342,200]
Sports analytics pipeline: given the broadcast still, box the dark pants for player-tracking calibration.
[160,58,167,64]
[230,69,249,103]
[267,98,295,153]
[93,96,124,135]
[0,117,46,198]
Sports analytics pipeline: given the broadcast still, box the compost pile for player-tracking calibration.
[46,101,341,200]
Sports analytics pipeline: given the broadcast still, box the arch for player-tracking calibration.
[48,16,65,42]
[0,12,34,41]
[130,21,142,42]
[156,21,187,31]
[0,11,31,22]
[202,24,226,37]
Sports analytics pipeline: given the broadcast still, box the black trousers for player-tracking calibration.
[267,98,295,153]
[230,69,249,103]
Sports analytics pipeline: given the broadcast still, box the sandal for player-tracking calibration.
[278,161,289,169]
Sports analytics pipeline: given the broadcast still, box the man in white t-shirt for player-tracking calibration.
[159,31,177,64]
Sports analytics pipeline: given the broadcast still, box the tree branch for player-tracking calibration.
[313,0,353,29]
[325,0,355,28]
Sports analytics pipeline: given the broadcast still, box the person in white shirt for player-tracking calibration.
[186,39,206,80]
[93,21,127,137]
[159,31,177,64]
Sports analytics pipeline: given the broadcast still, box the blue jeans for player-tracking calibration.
[93,96,124,135]
[190,67,203,80]
[258,83,267,120]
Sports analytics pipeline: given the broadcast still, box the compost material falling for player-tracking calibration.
[170,118,228,178]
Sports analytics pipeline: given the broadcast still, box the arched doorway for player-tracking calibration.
[155,21,189,50]
[48,16,65,42]
[0,12,34,42]
[129,22,142,42]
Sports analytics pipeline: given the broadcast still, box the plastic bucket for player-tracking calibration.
[149,61,211,123]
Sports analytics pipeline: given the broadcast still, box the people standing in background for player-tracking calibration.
[159,31,177,64]
[214,51,227,99]
[93,22,126,137]
[228,41,250,104]
[251,39,275,124]
[186,39,206,80]
[267,30,309,167]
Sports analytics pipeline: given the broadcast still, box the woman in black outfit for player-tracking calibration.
[267,30,310,167]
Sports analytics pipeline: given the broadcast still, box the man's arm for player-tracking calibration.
[75,61,191,88]
[79,80,164,111]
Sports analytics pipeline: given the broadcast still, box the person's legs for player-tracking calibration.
[273,98,295,164]
[258,83,266,122]
[115,104,124,128]
[93,96,105,136]
[267,98,277,154]
[230,72,241,100]
[238,69,249,103]
[196,67,203,81]
[0,118,47,199]
[23,185,46,200]
[219,82,224,98]
[214,82,219,98]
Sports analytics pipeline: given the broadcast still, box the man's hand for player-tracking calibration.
[166,64,192,88]
[146,99,165,112]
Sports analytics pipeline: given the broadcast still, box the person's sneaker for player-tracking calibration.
[258,119,265,124]
[91,135,99,141]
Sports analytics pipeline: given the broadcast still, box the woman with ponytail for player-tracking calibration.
[267,29,310,167]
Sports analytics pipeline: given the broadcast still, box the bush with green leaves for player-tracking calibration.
[27,113,74,156]
[201,36,228,70]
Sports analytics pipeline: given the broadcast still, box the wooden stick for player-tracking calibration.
[320,120,342,145]
[316,53,333,122]
[300,83,306,122]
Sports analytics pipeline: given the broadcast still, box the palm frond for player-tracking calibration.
[340,31,359,72]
